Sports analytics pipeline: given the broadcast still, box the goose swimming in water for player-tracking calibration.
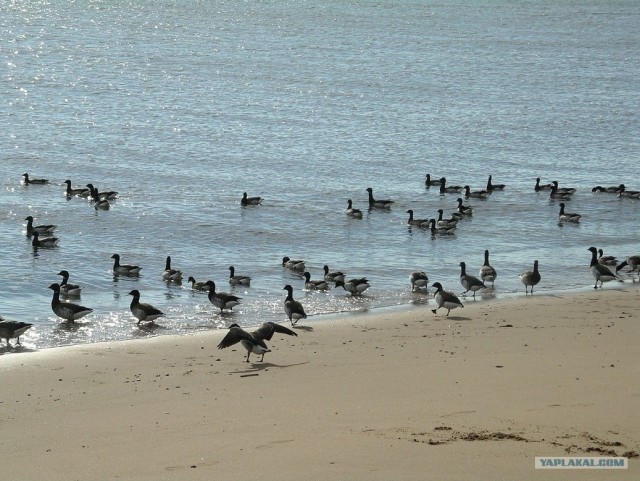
[111,254,142,276]
[558,202,581,223]
[459,261,486,298]
[437,209,459,228]
[588,247,618,289]
[204,281,241,313]
[241,192,262,206]
[63,180,90,197]
[439,177,463,194]
[597,249,617,266]
[0,317,33,347]
[86,183,118,200]
[303,272,329,290]
[431,282,464,316]
[479,249,497,286]
[406,209,430,227]
[617,184,640,199]
[616,255,640,280]
[217,322,297,363]
[486,175,505,192]
[58,270,82,297]
[534,178,552,191]
[410,271,429,291]
[463,185,489,199]
[323,265,345,284]
[428,219,456,236]
[346,199,363,218]
[549,184,573,200]
[366,187,394,209]
[31,231,59,248]
[228,266,251,286]
[49,283,93,322]
[89,186,111,210]
[282,256,306,272]
[283,284,307,325]
[162,256,183,282]
[335,277,371,295]
[592,185,622,194]
[456,198,473,216]
[519,260,541,294]
[129,289,164,326]
[22,173,49,185]
[25,216,56,236]
[187,276,210,292]
[425,173,441,187]
[551,181,576,195]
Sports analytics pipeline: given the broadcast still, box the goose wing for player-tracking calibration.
[253,322,298,341]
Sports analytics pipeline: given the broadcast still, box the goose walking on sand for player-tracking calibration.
[49,283,93,322]
[588,247,618,289]
[217,322,297,363]
[204,281,241,313]
[366,187,394,209]
[129,289,164,326]
[459,261,486,298]
[283,284,307,325]
[479,250,497,286]
[431,282,464,316]
[0,317,33,347]
[520,260,541,294]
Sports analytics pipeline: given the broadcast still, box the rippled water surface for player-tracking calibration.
[1,0,639,351]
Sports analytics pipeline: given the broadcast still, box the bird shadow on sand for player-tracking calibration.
[435,315,471,321]
[231,360,310,375]
[291,325,314,333]
[0,345,38,356]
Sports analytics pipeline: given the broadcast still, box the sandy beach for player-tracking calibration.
[1,287,638,481]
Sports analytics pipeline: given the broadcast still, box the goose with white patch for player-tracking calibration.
[22,173,48,185]
[228,266,251,286]
[346,199,363,219]
[551,181,576,195]
[366,187,394,209]
[303,272,329,290]
[162,256,183,282]
[463,185,489,199]
[428,219,456,236]
[549,184,573,200]
[592,185,621,194]
[0,317,33,347]
[57,270,82,297]
[459,261,486,298]
[283,284,307,326]
[597,249,617,267]
[588,246,618,289]
[437,209,459,228]
[534,178,552,191]
[128,289,164,326]
[479,249,497,286]
[335,277,371,295]
[25,216,56,236]
[439,177,463,194]
[31,231,59,248]
[49,283,93,322]
[486,175,505,192]
[520,260,541,294]
[111,254,142,276]
[455,198,473,216]
[323,265,345,284]
[89,186,111,210]
[187,276,210,292]
[282,256,306,272]
[86,184,118,200]
[406,209,430,228]
[204,281,241,313]
[558,202,581,223]
[241,192,262,206]
[410,271,429,291]
[217,322,297,363]
[425,174,441,187]
[616,255,640,280]
[63,180,90,197]
[431,282,464,316]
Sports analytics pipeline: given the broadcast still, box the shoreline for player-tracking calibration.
[1,287,638,480]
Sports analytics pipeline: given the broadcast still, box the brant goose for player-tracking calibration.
[217,322,297,362]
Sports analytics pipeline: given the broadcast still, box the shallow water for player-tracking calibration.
[1,0,639,351]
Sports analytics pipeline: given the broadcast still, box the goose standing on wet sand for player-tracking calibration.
[228,266,251,286]
[534,178,552,191]
[335,277,371,295]
[346,199,363,219]
[162,256,183,282]
[459,261,486,298]
[22,173,48,185]
[283,284,307,325]
[187,276,210,292]
[431,282,464,316]
[128,289,164,326]
[558,202,581,223]
[588,247,618,289]
[616,255,640,280]
[63,180,90,197]
[25,216,56,236]
[217,322,298,363]
[58,270,82,297]
[204,281,241,313]
[486,175,505,192]
[241,192,262,206]
[303,272,329,290]
[31,231,59,248]
[520,260,541,294]
[410,271,429,291]
[0,317,33,347]
[49,283,93,322]
[439,177,463,194]
[323,265,345,284]
[366,187,394,209]
[282,256,306,272]
[479,250,497,286]
[111,254,142,276]
[406,209,429,227]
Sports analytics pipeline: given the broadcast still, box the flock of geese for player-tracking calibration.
[2,172,639,362]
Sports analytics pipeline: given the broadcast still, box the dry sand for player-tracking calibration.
[1,287,638,480]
